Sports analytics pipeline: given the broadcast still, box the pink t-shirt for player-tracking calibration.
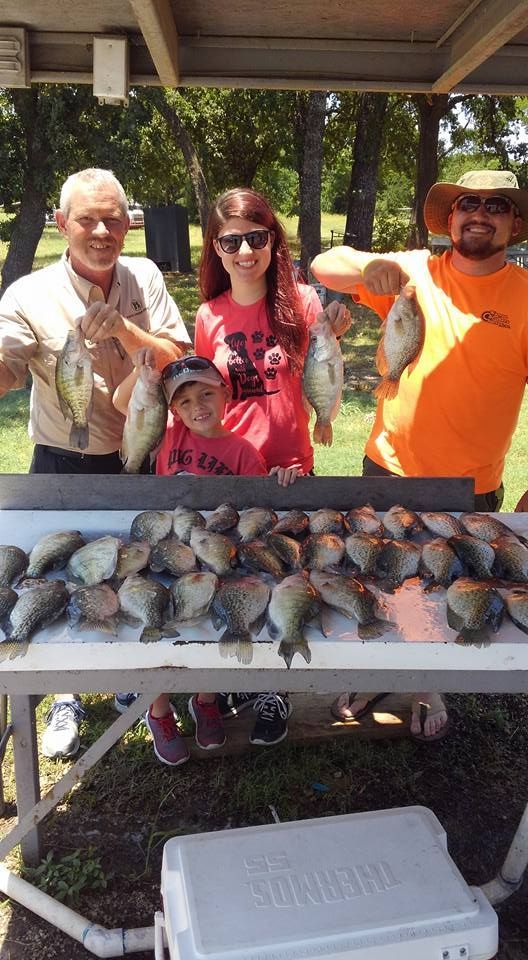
[156,414,268,477]
[194,284,322,473]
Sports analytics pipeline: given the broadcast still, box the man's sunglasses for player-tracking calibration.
[453,194,518,216]
[216,230,272,254]
[162,356,217,380]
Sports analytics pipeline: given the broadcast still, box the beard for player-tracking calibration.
[451,223,508,261]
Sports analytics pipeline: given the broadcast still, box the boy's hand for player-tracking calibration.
[133,346,156,369]
[269,465,303,487]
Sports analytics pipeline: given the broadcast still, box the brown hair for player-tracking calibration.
[199,188,308,372]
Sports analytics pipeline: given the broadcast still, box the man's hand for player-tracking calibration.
[515,491,528,512]
[362,258,410,296]
[319,300,352,338]
[80,301,125,343]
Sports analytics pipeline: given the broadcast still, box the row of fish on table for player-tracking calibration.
[1,503,528,666]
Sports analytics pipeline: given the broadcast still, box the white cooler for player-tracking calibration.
[156,806,498,960]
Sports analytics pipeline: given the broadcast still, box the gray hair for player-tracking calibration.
[59,168,129,219]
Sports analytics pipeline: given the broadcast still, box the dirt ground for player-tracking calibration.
[1,692,528,959]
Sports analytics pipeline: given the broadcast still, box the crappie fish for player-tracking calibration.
[345,505,383,536]
[121,362,167,473]
[271,510,309,537]
[236,508,277,543]
[309,509,347,536]
[448,535,495,579]
[377,539,421,588]
[211,575,270,664]
[130,510,173,546]
[238,540,285,579]
[66,536,120,586]
[0,587,17,621]
[344,533,384,576]
[26,531,86,578]
[67,582,120,634]
[173,506,206,544]
[300,533,345,571]
[420,512,464,538]
[420,538,463,589]
[118,574,174,641]
[115,541,151,580]
[310,570,395,640]
[1,581,69,651]
[170,572,218,622]
[205,503,239,533]
[460,512,528,546]
[374,288,424,401]
[302,315,343,445]
[505,589,528,635]
[446,577,504,646]
[190,528,237,576]
[267,533,303,571]
[149,538,197,577]
[267,572,320,668]
[383,504,423,540]
[55,326,94,450]
[0,545,28,587]
[491,536,528,583]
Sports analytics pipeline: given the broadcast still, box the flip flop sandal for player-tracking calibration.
[330,691,391,723]
[410,695,450,742]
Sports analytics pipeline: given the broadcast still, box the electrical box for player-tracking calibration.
[93,35,128,106]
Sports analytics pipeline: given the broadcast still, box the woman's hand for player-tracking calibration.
[319,300,352,338]
[269,465,303,487]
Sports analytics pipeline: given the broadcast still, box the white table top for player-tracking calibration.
[1,509,528,695]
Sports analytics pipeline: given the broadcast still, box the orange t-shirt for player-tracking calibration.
[356,250,528,494]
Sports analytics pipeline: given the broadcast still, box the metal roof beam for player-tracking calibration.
[432,0,528,92]
[128,0,179,86]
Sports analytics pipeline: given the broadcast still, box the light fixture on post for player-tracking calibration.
[93,35,129,106]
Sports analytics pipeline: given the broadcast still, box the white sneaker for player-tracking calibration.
[41,699,85,759]
[114,692,139,714]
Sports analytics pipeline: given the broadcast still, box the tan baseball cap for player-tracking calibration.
[424,169,528,241]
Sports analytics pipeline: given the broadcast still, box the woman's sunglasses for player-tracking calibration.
[216,230,271,254]
[162,356,217,381]
[453,194,518,216]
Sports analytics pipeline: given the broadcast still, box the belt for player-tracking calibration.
[43,445,119,460]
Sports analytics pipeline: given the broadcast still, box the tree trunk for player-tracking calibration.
[297,92,326,277]
[344,94,388,250]
[407,94,449,249]
[150,91,210,237]
[1,90,48,294]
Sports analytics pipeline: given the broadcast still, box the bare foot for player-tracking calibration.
[410,693,448,740]
[331,692,388,722]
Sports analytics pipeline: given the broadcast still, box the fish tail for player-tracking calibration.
[219,629,253,664]
[358,619,396,640]
[161,619,181,639]
[313,420,333,446]
[278,637,311,669]
[139,625,162,642]
[455,628,491,647]
[69,422,89,451]
[374,378,399,401]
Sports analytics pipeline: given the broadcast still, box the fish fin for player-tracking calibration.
[422,581,444,594]
[73,617,119,636]
[161,619,181,638]
[374,378,399,401]
[210,610,223,631]
[218,629,253,664]
[139,626,162,642]
[250,610,267,637]
[446,607,465,632]
[357,619,396,640]
[69,423,89,451]
[320,604,333,637]
[375,336,388,376]
[278,637,311,668]
[313,420,333,446]
[455,628,491,648]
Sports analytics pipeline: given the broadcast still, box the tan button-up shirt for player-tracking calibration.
[0,253,190,454]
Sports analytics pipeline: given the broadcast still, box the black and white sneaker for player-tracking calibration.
[250,693,292,746]
[217,692,259,718]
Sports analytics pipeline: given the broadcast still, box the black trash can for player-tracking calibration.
[144,205,192,273]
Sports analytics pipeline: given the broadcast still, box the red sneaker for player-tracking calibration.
[145,708,190,766]
[188,696,226,750]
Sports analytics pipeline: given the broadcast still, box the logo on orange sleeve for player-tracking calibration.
[481,310,510,329]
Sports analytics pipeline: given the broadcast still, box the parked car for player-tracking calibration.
[128,203,144,228]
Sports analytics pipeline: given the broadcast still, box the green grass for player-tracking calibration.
[1,216,527,510]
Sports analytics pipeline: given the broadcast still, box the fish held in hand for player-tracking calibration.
[267,572,320,668]
[374,287,424,401]
[211,575,270,664]
[302,314,343,446]
[446,577,504,646]
[26,531,86,578]
[55,326,94,450]
[120,362,167,473]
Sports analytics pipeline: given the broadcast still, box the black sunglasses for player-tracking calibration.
[216,230,271,254]
[162,356,216,381]
[453,194,518,216]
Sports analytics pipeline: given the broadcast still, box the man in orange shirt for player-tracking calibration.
[312,169,528,739]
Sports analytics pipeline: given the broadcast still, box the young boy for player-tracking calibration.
[114,351,298,767]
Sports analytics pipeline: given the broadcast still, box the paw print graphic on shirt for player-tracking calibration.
[252,331,264,343]
[268,352,281,366]
[254,347,266,360]
[266,335,277,348]
[265,367,278,380]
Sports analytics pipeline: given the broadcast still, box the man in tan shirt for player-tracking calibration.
[0,167,190,756]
